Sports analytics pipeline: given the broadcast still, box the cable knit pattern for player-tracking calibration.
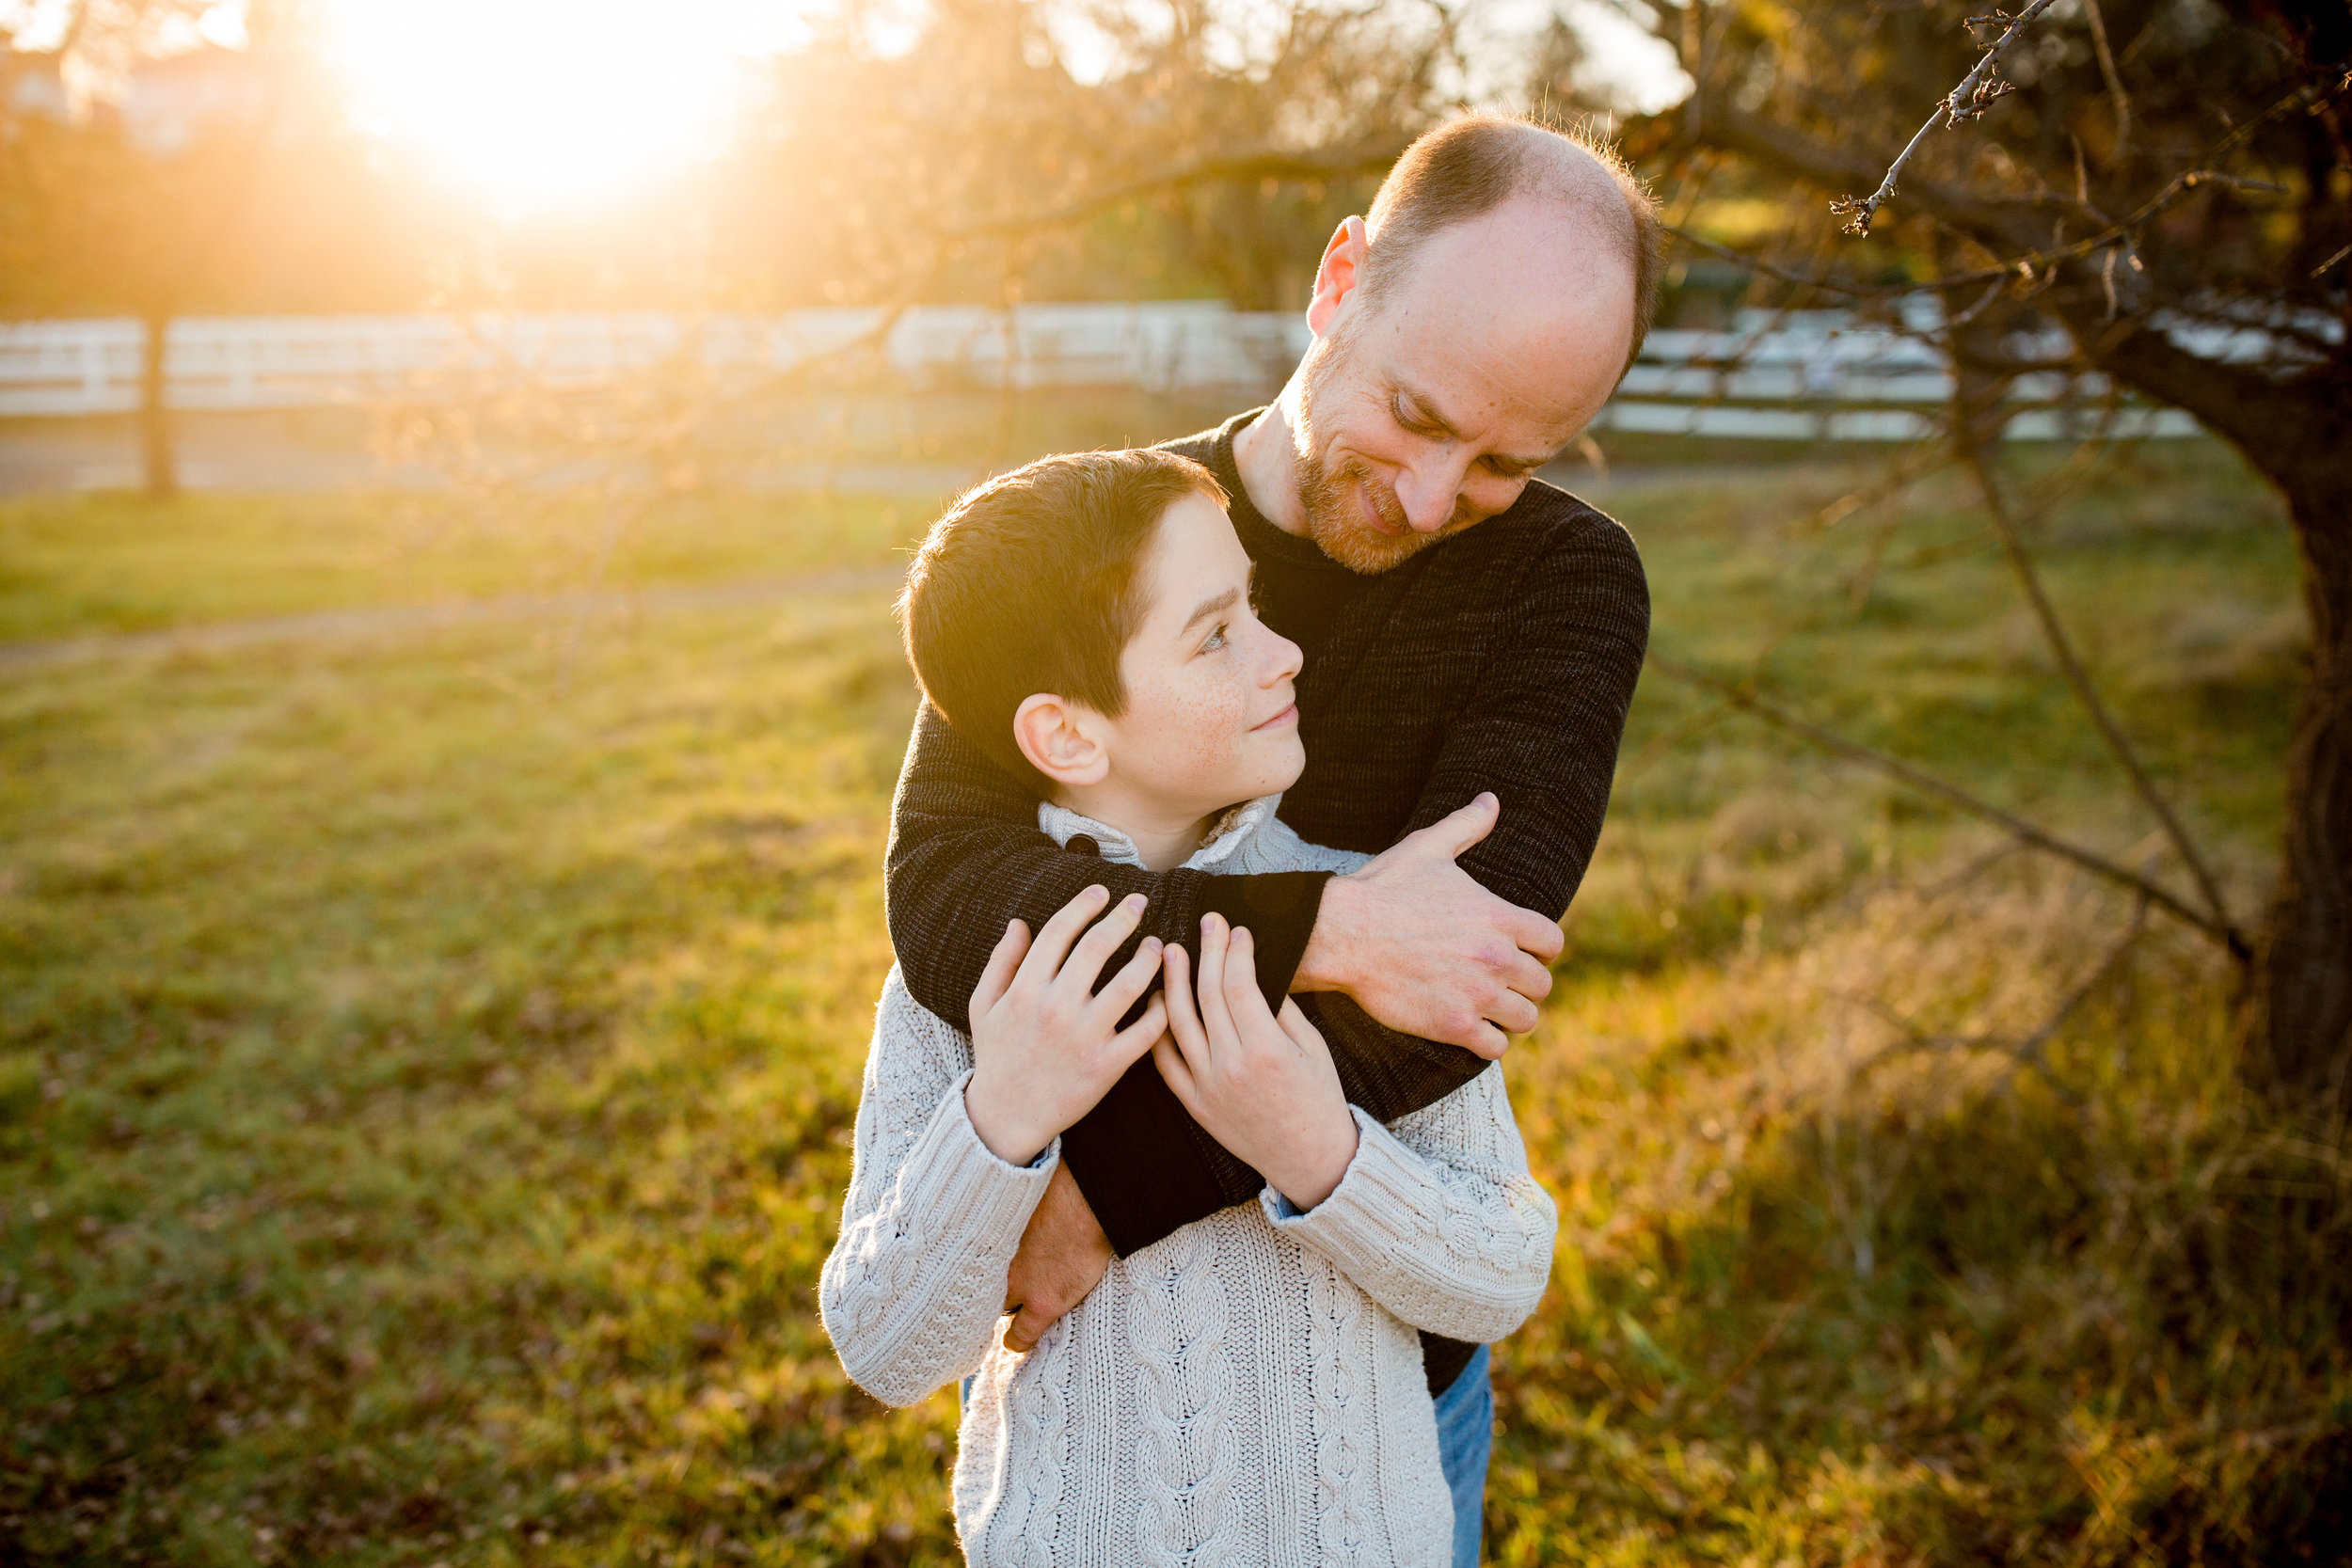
[821,794,1555,1567]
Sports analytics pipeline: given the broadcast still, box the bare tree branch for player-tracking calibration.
[1645,648,2238,948]
[1953,436,2245,952]
[1830,0,2063,236]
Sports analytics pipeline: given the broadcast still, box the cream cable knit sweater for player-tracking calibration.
[820,796,1558,1567]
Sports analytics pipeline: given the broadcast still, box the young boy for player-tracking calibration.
[819,449,1556,1565]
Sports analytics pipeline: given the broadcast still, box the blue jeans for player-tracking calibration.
[959,1345,1494,1566]
[1434,1345,1494,1568]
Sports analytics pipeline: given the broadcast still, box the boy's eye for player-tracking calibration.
[1201,624,1228,653]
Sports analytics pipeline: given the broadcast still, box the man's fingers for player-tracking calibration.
[1413,790,1500,861]
[1002,1304,1055,1353]
[1505,904,1567,963]
[1502,949,1553,1008]
[970,918,1030,1018]
[1488,989,1540,1035]
[1061,892,1150,996]
[1462,1019,1510,1062]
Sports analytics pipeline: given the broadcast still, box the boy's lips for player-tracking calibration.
[1251,703,1298,732]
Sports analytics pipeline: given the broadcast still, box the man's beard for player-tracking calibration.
[1291,335,1468,576]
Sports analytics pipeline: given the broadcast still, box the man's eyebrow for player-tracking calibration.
[1395,382,1551,471]
[1182,585,1240,634]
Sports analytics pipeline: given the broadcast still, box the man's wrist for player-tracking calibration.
[1292,873,1360,995]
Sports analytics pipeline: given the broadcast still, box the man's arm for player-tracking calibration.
[886,700,1333,1252]
[1296,515,1651,1123]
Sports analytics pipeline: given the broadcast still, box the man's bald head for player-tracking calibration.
[1360,115,1662,378]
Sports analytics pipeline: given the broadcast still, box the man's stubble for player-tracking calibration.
[1289,315,1474,578]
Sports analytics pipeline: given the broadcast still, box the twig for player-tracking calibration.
[1832,0,2062,236]
[1853,895,2150,1107]
[1685,1296,1807,1419]
[2081,0,2132,162]
[1644,649,2237,948]
[1955,443,2246,956]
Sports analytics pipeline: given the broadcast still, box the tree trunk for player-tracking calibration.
[2252,483,2352,1121]
[139,309,177,502]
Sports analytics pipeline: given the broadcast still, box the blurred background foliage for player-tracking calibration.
[5,0,2349,1561]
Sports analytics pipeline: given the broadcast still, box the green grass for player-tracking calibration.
[4,441,2345,1564]
[0,487,929,642]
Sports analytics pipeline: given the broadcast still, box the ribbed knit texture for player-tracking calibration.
[823,798,1559,1566]
[884,407,1646,1392]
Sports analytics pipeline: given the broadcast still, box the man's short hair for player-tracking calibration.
[898,449,1229,794]
[1361,114,1663,379]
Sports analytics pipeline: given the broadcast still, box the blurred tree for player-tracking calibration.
[714,0,1454,312]
[1630,1,2352,1110]
[1,2,441,496]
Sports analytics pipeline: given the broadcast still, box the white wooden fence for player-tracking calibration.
[0,303,2204,440]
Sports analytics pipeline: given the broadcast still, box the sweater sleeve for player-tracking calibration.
[818,971,1059,1408]
[885,700,1328,1256]
[1262,1063,1556,1344]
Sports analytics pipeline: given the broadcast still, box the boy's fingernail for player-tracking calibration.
[1123,893,1147,913]
[1142,936,1162,954]
[1088,884,1109,900]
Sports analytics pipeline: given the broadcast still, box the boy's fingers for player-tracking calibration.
[1275,995,1327,1055]
[1061,893,1148,995]
[1016,884,1111,991]
[970,918,1029,1017]
[1193,916,1241,1055]
[1151,1033,1199,1110]
[1160,944,1213,1070]
[1220,927,1278,1030]
[1108,996,1168,1066]
[1092,936,1164,1027]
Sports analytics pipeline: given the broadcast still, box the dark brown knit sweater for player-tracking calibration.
[883,408,1649,1393]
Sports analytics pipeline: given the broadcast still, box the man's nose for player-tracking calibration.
[1395,451,1471,532]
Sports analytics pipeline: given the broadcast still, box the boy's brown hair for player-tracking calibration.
[897,449,1229,795]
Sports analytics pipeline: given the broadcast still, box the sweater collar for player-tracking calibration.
[1036,794,1283,871]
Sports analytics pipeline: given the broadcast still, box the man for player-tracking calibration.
[885,112,1660,1564]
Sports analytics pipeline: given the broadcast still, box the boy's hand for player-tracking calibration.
[1295,792,1563,1059]
[1154,914,1359,1212]
[963,885,1168,1167]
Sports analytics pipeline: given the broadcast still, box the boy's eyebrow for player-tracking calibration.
[1182,586,1240,634]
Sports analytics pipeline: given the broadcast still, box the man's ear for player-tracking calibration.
[1305,216,1369,339]
[1012,693,1112,789]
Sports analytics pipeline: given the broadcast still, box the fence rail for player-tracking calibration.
[0,305,2206,441]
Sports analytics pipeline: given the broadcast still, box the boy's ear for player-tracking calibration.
[1012,693,1112,788]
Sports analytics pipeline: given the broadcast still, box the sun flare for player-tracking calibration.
[324,0,792,209]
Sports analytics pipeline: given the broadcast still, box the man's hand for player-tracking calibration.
[1001,1163,1115,1351]
[1294,792,1565,1059]
[1155,917,1359,1211]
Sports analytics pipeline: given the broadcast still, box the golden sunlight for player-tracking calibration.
[324,0,796,208]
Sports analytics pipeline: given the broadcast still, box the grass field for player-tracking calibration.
[5,442,2346,1564]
